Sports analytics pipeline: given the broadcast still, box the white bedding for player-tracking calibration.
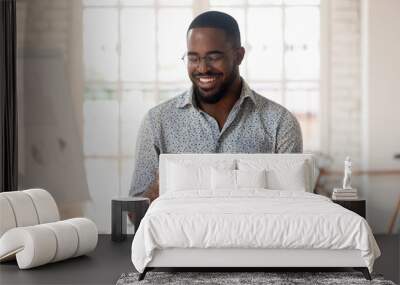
[131,190,380,273]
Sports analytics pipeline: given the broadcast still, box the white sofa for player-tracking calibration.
[0,189,98,269]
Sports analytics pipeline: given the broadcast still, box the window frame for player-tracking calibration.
[81,0,328,196]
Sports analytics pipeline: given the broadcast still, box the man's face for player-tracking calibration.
[186,27,242,104]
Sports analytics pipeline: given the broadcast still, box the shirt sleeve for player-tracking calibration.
[276,111,303,153]
[129,112,160,197]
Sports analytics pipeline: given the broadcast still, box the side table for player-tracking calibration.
[332,199,366,218]
[111,197,149,242]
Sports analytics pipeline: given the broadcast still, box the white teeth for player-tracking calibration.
[199,77,217,83]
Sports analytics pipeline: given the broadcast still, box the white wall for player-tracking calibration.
[366,0,400,170]
[16,0,400,234]
[327,0,363,170]
[362,0,400,233]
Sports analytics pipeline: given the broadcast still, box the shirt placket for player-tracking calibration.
[200,98,246,153]
[198,110,220,150]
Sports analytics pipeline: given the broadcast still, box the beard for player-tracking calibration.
[192,67,238,105]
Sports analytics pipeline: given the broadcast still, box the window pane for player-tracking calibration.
[84,84,118,100]
[158,82,190,103]
[83,0,118,6]
[250,82,282,104]
[84,8,118,82]
[284,0,320,5]
[120,0,154,5]
[121,158,135,197]
[158,8,192,82]
[285,7,319,80]
[121,8,156,82]
[296,112,319,151]
[286,88,319,114]
[84,159,118,233]
[121,86,156,156]
[247,8,282,80]
[285,81,319,151]
[249,0,282,5]
[286,80,319,91]
[84,86,119,156]
[159,0,193,5]
[210,0,246,6]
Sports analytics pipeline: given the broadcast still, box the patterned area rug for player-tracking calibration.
[116,271,396,285]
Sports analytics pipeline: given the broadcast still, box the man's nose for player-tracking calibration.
[197,58,209,73]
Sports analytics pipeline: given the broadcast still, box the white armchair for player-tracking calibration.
[0,189,97,269]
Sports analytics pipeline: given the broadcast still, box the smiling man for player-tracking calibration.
[129,11,302,201]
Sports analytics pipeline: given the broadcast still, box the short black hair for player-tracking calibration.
[187,11,241,47]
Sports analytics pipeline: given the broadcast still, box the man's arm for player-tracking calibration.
[129,112,160,201]
[142,171,159,203]
[276,111,303,153]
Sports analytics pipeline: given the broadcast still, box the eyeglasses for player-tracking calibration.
[181,52,226,68]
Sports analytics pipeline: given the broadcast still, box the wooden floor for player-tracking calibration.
[0,235,133,285]
[0,234,398,285]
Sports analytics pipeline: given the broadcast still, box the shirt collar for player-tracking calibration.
[176,78,256,109]
[176,85,196,109]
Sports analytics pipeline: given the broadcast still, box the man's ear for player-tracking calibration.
[235,47,245,65]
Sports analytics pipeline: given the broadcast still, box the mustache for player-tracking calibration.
[192,72,222,77]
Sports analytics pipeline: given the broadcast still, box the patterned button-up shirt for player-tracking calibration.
[129,79,302,196]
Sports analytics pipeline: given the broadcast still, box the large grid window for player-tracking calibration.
[208,0,320,153]
[83,0,320,231]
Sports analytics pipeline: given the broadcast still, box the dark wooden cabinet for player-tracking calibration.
[332,199,366,218]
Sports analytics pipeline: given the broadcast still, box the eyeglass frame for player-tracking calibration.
[181,48,238,68]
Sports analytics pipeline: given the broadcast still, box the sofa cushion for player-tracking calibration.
[0,196,17,237]
[0,218,97,269]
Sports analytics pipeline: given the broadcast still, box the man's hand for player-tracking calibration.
[142,171,159,203]
[128,172,158,225]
